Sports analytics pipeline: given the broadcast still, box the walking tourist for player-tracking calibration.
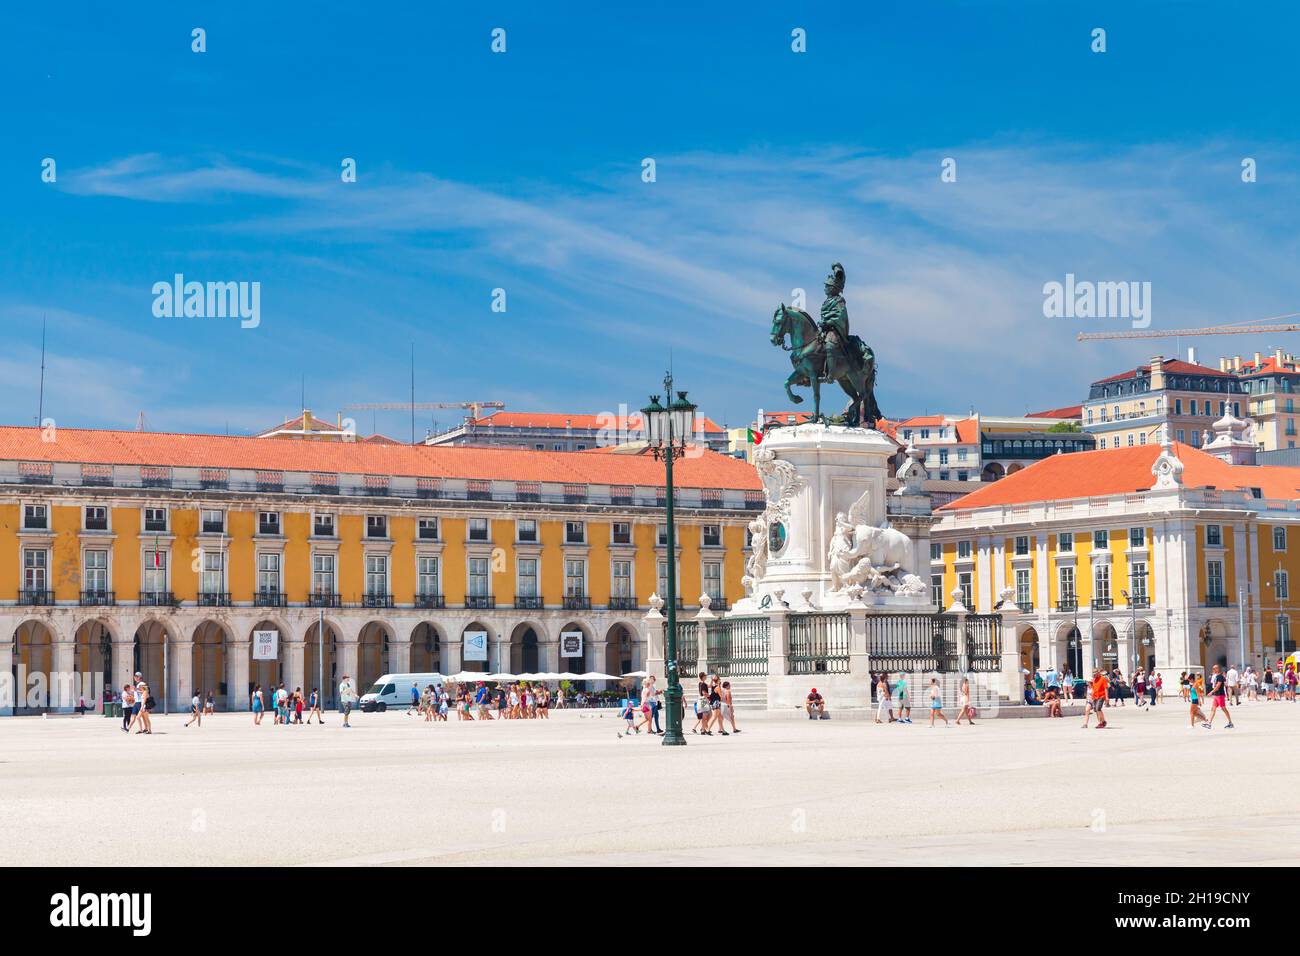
[120,682,136,733]
[185,690,202,728]
[722,680,739,733]
[708,675,729,735]
[306,687,324,723]
[894,673,912,723]
[251,684,265,724]
[928,677,949,727]
[338,674,357,727]
[132,675,153,734]
[1188,675,1208,727]
[955,675,976,725]
[1204,664,1235,729]
[1081,669,1108,729]
[1227,664,1241,705]
[875,673,894,724]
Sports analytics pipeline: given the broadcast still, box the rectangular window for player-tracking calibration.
[1015,567,1031,608]
[703,561,722,600]
[930,574,943,606]
[23,548,48,590]
[565,558,586,596]
[658,559,669,598]
[1093,563,1111,602]
[83,549,108,592]
[516,557,538,598]
[939,449,949,465]
[657,524,669,546]
[366,515,388,539]
[958,571,972,608]
[143,507,167,533]
[957,540,971,560]
[564,521,585,544]
[468,557,490,597]
[1130,562,1148,604]
[200,509,224,534]
[517,519,537,543]
[612,560,632,598]
[1276,569,1289,600]
[1206,525,1222,547]
[1175,399,1182,415]
[202,551,225,593]
[418,556,440,596]
[23,504,48,530]
[1093,529,1108,550]
[1014,535,1029,556]
[312,553,335,595]
[468,518,490,541]
[417,517,438,540]
[1274,526,1287,551]
[142,549,167,593]
[257,553,280,593]
[258,511,280,536]
[612,522,632,545]
[1099,438,1107,449]
[1059,566,1076,602]
[365,554,388,596]
[702,524,721,547]
[1058,532,1074,552]
[1177,429,1185,443]
[1207,560,1224,599]
[84,506,109,531]
[930,541,942,562]
[313,513,335,537]
[1129,527,1145,548]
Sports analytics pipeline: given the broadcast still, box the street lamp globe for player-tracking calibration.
[641,395,667,447]
[669,390,697,443]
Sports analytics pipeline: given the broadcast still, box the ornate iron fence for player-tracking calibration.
[705,617,770,677]
[867,613,960,673]
[670,622,699,677]
[787,613,850,675]
[964,614,1003,672]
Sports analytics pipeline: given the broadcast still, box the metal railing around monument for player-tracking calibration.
[787,613,851,675]
[866,613,960,673]
[964,614,1003,672]
[704,617,770,677]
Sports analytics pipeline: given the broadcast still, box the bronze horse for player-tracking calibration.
[770,303,881,427]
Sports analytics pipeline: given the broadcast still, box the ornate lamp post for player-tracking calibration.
[642,375,697,747]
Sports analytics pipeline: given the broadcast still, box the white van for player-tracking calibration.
[359,673,444,712]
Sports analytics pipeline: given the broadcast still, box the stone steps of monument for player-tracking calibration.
[725,676,769,710]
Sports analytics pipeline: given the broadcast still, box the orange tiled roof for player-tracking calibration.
[470,411,725,434]
[954,419,979,443]
[940,443,1300,511]
[0,426,761,490]
[1092,359,1235,386]
[1238,356,1300,377]
[1027,405,1082,419]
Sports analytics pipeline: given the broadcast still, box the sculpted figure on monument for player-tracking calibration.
[827,489,919,595]
[769,262,883,427]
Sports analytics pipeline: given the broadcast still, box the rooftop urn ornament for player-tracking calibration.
[769,262,883,427]
[1151,423,1184,489]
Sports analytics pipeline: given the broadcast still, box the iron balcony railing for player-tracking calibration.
[257,522,281,536]
[253,590,286,607]
[415,593,446,609]
[308,592,340,608]
[1091,598,1113,610]
[140,591,174,607]
[198,591,232,607]
[80,590,116,606]
[513,596,543,609]
[1056,598,1078,612]
[361,593,394,608]
[708,596,728,611]
[1205,594,1229,607]
[1128,597,1151,609]
[563,595,592,610]
[607,596,637,611]
[466,595,495,609]
[18,588,54,606]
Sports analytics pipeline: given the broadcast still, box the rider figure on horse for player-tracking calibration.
[818,262,855,370]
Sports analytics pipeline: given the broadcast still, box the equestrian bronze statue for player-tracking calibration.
[769,262,882,427]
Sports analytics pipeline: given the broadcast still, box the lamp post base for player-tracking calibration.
[661,683,687,746]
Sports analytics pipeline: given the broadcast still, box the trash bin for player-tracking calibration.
[104,701,121,718]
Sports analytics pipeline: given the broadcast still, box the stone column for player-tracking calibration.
[0,637,13,716]
[765,604,790,709]
[388,635,412,675]
[52,637,77,712]
[644,610,666,682]
[488,637,508,674]
[847,605,869,682]
[168,640,194,712]
[284,639,306,693]
[111,639,136,707]
[443,638,463,674]
[336,638,359,683]
[227,640,250,711]
[1001,620,1023,700]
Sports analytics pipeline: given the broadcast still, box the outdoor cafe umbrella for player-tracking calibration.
[485,672,517,681]
[579,671,619,681]
[450,671,489,682]
[621,670,649,678]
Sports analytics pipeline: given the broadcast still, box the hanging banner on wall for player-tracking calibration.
[463,630,489,662]
[560,630,584,658]
[252,629,278,661]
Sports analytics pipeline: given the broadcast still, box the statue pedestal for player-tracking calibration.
[731,422,928,615]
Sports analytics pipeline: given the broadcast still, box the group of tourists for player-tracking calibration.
[691,672,740,736]
[872,672,976,727]
[119,672,155,734]
[406,680,557,722]
[248,683,326,726]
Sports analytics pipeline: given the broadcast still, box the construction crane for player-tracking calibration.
[340,401,504,420]
[1077,312,1300,341]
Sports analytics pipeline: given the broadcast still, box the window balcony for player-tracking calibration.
[1127,597,1150,609]
[198,591,232,607]
[1091,598,1113,611]
[361,593,394,608]
[1204,594,1229,607]
[466,595,495,609]
[308,591,340,608]
[415,593,445,609]
[254,590,286,607]
[607,596,638,611]
[140,591,174,607]
[257,522,281,536]
[313,524,335,538]
[707,596,728,611]
[80,590,116,606]
[200,521,225,534]
[563,595,592,610]
[19,588,54,606]
[513,596,543,609]
[1056,598,1078,612]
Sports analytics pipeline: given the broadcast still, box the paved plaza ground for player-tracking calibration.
[2,699,1298,866]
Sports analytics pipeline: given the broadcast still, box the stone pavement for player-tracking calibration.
[1,699,1295,866]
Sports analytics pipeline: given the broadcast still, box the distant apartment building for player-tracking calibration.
[1229,349,1300,451]
[1082,355,1245,451]
[425,411,729,454]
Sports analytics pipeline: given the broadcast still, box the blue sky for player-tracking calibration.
[3,1,1299,437]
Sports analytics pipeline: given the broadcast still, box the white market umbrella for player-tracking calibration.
[451,671,489,682]
[579,671,619,681]
[516,672,541,681]
[622,670,649,678]
[486,672,517,681]
[557,672,581,680]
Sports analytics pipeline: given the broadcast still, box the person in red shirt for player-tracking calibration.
[1081,669,1109,729]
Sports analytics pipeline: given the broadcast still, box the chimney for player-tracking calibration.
[1187,346,1197,365]
[1219,357,1230,372]
[1149,355,1165,390]
[1276,348,1285,365]
[1233,355,1242,371]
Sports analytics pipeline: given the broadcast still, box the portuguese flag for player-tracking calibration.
[747,426,764,445]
